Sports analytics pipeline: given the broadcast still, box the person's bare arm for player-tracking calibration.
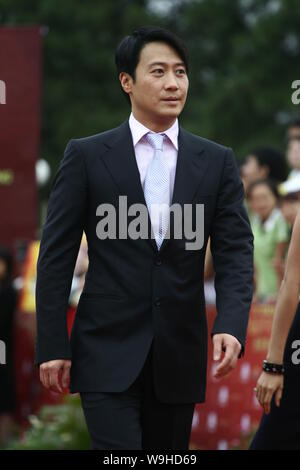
[267,221,300,363]
[204,238,214,280]
[272,240,289,291]
[256,209,300,413]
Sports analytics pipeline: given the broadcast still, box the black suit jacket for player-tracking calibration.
[34,119,254,404]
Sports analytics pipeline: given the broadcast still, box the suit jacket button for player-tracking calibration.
[154,298,161,307]
[155,258,162,266]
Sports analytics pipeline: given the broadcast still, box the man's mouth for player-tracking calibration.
[162,97,180,101]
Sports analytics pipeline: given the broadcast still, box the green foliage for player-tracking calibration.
[168,0,300,156]
[7,394,90,450]
[1,0,299,170]
[0,0,159,176]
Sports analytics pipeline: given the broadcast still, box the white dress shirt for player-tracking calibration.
[128,112,179,203]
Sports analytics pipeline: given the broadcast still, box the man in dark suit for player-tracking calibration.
[35,26,254,450]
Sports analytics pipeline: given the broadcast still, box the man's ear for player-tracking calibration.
[119,72,133,96]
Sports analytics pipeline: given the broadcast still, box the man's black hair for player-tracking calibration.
[115,26,189,103]
[249,146,288,183]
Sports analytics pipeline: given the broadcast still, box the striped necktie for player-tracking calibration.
[144,132,170,250]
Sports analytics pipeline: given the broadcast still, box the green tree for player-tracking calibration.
[1,0,300,166]
[166,0,300,157]
[0,0,161,174]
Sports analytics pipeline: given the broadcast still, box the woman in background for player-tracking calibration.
[250,207,300,449]
[0,246,18,446]
[240,146,287,196]
[247,179,289,303]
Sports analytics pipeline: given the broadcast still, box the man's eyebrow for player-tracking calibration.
[148,61,186,68]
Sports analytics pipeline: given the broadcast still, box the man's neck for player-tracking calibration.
[131,109,177,133]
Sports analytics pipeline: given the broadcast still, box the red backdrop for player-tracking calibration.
[0,26,41,262]
[189,303,274,450]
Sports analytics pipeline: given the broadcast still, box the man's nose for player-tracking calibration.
[164,72,179,89]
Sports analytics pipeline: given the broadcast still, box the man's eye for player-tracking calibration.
[152,69,164,74]
[176,69,186,75]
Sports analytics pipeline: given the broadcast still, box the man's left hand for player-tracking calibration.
[212,333,242,378]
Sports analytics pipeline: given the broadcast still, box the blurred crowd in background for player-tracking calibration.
[241,117,300,303]
[205,117,300,305]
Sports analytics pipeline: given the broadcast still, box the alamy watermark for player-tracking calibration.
[291,80,300,105]
[95,196,204,250]
[291,340,300,365]
[0,340,6,364]
[0,79,6,104]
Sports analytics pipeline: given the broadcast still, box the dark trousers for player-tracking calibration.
[80,340,195,450]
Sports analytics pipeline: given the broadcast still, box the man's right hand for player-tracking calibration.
[39,359,72,394]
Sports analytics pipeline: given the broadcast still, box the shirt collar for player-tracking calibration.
[255,207,281,232]
[129,112,179,150]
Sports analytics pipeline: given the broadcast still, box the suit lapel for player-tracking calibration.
[99,120,209,254]
[100,120,158,253]
[158,126,209,253]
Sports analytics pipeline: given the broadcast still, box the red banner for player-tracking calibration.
[189,303,274,450]
[0,27,41,259]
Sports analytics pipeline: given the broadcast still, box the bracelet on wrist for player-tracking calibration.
[262,359,285,374]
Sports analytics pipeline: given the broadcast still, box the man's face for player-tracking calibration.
[287,125,300,142]
[120,41,189,128]
[248,184,276,221]
[287,126,300,170]
[240,155,268,192]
